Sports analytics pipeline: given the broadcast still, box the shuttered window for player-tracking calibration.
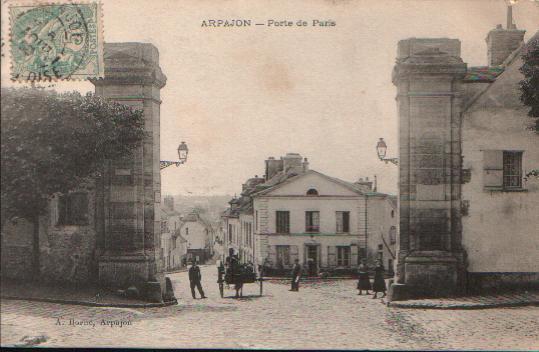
[327,246,336,267]
[337,246,351,267]
[276,211,290,233]
[336,211,350,233]
[305,211,320,233]
[483,150,524,190]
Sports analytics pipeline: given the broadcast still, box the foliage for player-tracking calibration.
[524,169,539,181]
[519,36,539,132]
[1,87,145,225]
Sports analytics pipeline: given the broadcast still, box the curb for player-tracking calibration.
[263,277,358,281]
[388,300,539,310]
[1,295,178,308]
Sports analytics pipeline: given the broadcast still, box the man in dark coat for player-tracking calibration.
[290,259,302,291]
[189,261,207,299]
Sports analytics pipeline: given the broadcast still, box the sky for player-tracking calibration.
[2,0,538,196]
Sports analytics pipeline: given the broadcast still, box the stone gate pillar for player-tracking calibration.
[390,39,467,300]
[92,43,166,301]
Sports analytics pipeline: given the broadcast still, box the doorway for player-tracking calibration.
[305,245,319,276]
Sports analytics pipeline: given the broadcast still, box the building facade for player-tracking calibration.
[178,212,214,264]
[160,198,188,271]
[223,153,398,276]
[390,15,538,299]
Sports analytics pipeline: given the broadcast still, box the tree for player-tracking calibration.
[519,35,539,132]
[1,88,145,277]
[519,36,539,181]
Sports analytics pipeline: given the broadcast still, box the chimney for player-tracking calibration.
[265,157,283,181]
[282,153,303,175]
[485,5,525,66]
[354,177,373,192]
[303,158,309,172]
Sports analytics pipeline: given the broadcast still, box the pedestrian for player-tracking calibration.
[357,259,371,295]
[372,260,387,299]
[188,260,207,299]
[289,259,302,291]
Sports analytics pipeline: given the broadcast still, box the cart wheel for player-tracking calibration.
[219,282,224,298]
[259,278,263,296]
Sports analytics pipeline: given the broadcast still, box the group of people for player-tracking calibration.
[188,249,387,299]
[356,259,387,298]
[288,258,387,298]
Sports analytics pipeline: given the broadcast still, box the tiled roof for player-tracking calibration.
[463,66,504,82]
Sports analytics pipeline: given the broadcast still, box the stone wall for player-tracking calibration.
[1,190,98,284]
[1,219,34,280]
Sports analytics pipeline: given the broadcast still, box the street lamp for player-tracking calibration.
[376,138,398,165]
[160,141,189,170]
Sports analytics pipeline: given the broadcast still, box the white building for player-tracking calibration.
[460,30,539,290]
[160,201,188,271]
[178,212,214,264]
[223,153,397,276]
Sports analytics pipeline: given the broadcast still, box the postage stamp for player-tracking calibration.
[9,1,104,81]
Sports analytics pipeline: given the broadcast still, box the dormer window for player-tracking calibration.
[306,188,319,196]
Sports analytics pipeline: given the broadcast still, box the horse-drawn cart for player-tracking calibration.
[217,262,263,298]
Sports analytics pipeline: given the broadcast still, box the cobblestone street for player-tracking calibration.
[2,265,538,350]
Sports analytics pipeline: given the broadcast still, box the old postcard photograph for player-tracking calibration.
[1,0,538,349]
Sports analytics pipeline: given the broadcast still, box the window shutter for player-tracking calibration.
[351,245,358,267]
[327,246,336,267]
[290,245,299,265]
[268,245,277,267]
[336,212,343,232]
[483,150,503,189]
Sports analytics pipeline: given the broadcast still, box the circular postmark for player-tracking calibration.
[10,4,91,81]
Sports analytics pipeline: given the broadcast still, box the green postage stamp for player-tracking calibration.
[9,1,104,81]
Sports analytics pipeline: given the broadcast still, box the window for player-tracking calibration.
[483,150,524,190]
[305,211,320,232]
[276,245,290,267]
[276,211,290,234]
[503,151,523,189]
[337,246,351,267]
[306,188,319,196]
[391,210,395,218]
[57,192,89,225]
[228,224,232,243]
[336,211,350,233]
[389,226,397,244]
[185,227,189,235]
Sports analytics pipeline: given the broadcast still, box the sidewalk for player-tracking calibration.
[0,280,177,308]
[388,290,539,309]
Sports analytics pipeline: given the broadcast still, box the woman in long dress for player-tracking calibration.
[372,260,387,299]
[357,260,371,295]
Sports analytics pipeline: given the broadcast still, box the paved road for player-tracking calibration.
[2,265,538,349]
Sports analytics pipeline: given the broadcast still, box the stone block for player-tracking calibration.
[162,277,176,302]
[404,254,459,297]
[125,286,140,299]
[145,281,164,303]
[397,38,461,59]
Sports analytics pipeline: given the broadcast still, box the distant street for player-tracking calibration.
[1,265,538,349]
